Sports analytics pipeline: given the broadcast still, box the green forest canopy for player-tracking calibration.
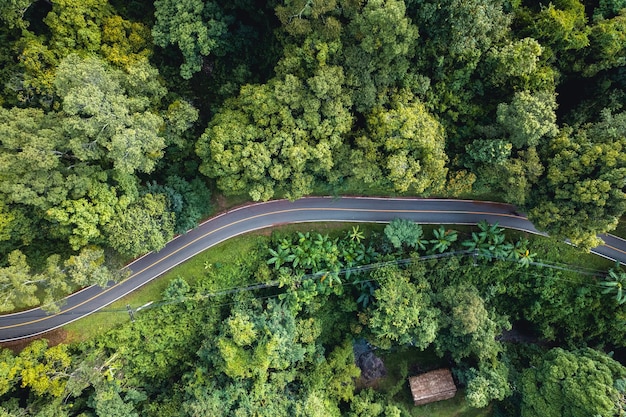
[1,0,626,414]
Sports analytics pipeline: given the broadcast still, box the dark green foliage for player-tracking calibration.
[146,176,211,233]
[600,263,626,305]
[466,139,513,165]
[152,0,228,79]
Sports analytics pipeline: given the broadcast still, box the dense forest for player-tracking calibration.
[1,0,626,415]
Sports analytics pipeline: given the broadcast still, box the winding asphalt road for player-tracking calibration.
[2,197,626,342]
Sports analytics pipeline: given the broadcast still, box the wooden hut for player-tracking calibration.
[408,368,457,406]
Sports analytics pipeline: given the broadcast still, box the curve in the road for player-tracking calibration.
[1,197,625,342]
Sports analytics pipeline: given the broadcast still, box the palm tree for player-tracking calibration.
[463,220,511,258]
[429,226,458,253]
[511,238,536,267]
[462,231,488,253]
[349,226,365,243]
[600,264,626,305]
[267,246,295,270]
[487,233,514,259]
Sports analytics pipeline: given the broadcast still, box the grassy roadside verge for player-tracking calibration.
[63,222,377,342]
[63,221,612,342]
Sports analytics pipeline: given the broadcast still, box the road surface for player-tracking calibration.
[1,197,625,342]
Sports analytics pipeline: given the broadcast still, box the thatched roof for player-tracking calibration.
[408,368,457,406]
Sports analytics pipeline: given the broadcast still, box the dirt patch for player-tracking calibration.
[0,328,68,353]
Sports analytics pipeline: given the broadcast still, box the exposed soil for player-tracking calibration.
[0,328,68,353]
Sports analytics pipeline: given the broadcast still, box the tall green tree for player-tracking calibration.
[383,218,427,251]
[527,110,626,249]
[368,265,439,349]
[0,107,68,211]
[152,0,228,79]
[342,0,419,112]
[520,348,626,417]
[351,95,448,193]
[105,193,175,257]
[0,250,39,312]
[496,90,559,149]
[197,62,353,201]
[55,54,166,175]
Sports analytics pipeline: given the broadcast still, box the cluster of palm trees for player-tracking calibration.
[266,221,542,311]
[461,220,537,267]
[267,222,626,309]
[267,228,378,296]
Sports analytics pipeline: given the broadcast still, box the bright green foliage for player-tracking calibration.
[462,362,512,408]
[475,147,544,206]
[152,0,228,79]
[64,246,122,288]
[486,37,548,89]
[46,182,119,250]
[522,0,590,58]
[17,1,154,101]
[56,54,166,175]
[0,349,19,396]
[528,110,626,249]
[100,15,153,69]
[352,96,448,193]
[88,384,140,417]
[369,265,439,349]
[0,252,69,313]
[307,340,360,403]
[15,340,72,398]
[162,277,191,302]
[579,11,626,77]
[462,220,513,258]
[0,250,39,312]
[384,218,427,251]
[0,0,34,29]
[497,90,559,148]
[520,348,626,417]
[211,300,307,380]
[429,226,458,253]
[348,388,400,417]
[163,100,199,147]
[43,0,111,56]
[105,193,175,257]
[466,139,512,165]
[0,107,68,210]
[197,66,353,201]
